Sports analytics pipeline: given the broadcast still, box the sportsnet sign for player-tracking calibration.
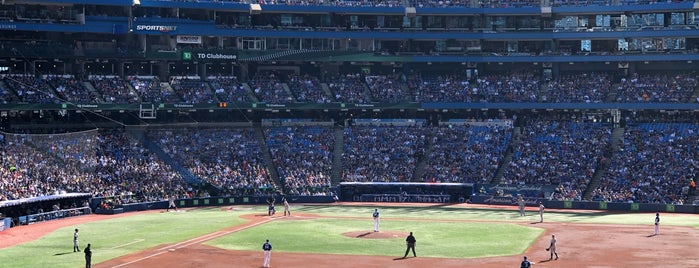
[135,25,177,33]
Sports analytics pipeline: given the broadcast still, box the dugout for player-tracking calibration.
[339,182,473,203]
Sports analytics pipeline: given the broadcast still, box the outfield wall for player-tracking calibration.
[93,195,335,214]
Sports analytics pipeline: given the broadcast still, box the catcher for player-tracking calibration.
[546,234,558,260]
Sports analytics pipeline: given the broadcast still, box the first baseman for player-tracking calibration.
[546,234,558,260]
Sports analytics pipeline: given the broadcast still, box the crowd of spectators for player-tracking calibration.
[209,76,252,103]
[0,129,189,202]
[0,83,15,104]
[249,72,295,103]
[342,125,427,182]
[128,76,181,103]
[327,74,372,103]
[365,74,411,103]
[411,74,473,103]
[422,123,512,183]
[1,71,697,105]
[614,73,698,103]
[49,76,101,104]
[472,72,541,102]
[264,126,334,195]
[90,76,140,103]
[543,72,612,103]
[502,115,611,201]
[169,77,217,104]
[149,128,276,196]
[591,123,699,204]
[287,74,332,103]
[3,75,58,104]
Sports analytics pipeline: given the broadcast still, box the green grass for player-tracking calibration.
[293,205,699,227]
[0,208,249,268]
[205,219,543,258]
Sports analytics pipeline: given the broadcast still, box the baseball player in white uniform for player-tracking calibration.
[539,202,545,223]
[517,195,526,216]
[283,198,291,216]
[654,212,660,235]
[373,208,380,232]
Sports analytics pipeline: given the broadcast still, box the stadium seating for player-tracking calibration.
[423,124,512,183]
[148,128,277,196]
[342,125,427,182]
[264,126,334,195]
[592,123,699,204]
[502,117,612,201]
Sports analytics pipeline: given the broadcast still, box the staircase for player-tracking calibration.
[605,83,620,102]
[82,81,104,103]
[127,128,200,186]
[253,125,282,190]
[489,126,521,184]
[320,83,334,100]
[411,128,433,182]
[330,125,345,186]
[582,127,625,200]
[242,83,259,102]
[687,83,699,103]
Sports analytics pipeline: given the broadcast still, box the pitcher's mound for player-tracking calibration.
[343,231,408,239]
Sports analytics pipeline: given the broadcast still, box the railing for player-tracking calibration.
[16,207,91,226]
[359,194,452,203]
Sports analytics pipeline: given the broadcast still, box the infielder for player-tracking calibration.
[283,198,291,216]
[167,195,177,212]
[539,202,545,223]
[546,234,558,260]
[520,256,531,268]
[372,208,380,232]
[654,212,660,235]
[73,228,80,252]
[262,239,272,268]
[517,195,526,216]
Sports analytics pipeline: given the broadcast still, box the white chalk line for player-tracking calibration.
[110,251,168,268]
[111,239,146,249]
[111,217,277,268]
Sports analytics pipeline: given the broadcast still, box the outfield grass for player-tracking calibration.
[205,219,543,258]
[293,204,699,227]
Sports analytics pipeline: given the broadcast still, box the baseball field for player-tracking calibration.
[1,203,698,268]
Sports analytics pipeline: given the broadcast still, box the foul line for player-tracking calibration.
[111,239,145,249]
[111,217,277,268]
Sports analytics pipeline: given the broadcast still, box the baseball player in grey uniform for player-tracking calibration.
[546,234,558,260]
